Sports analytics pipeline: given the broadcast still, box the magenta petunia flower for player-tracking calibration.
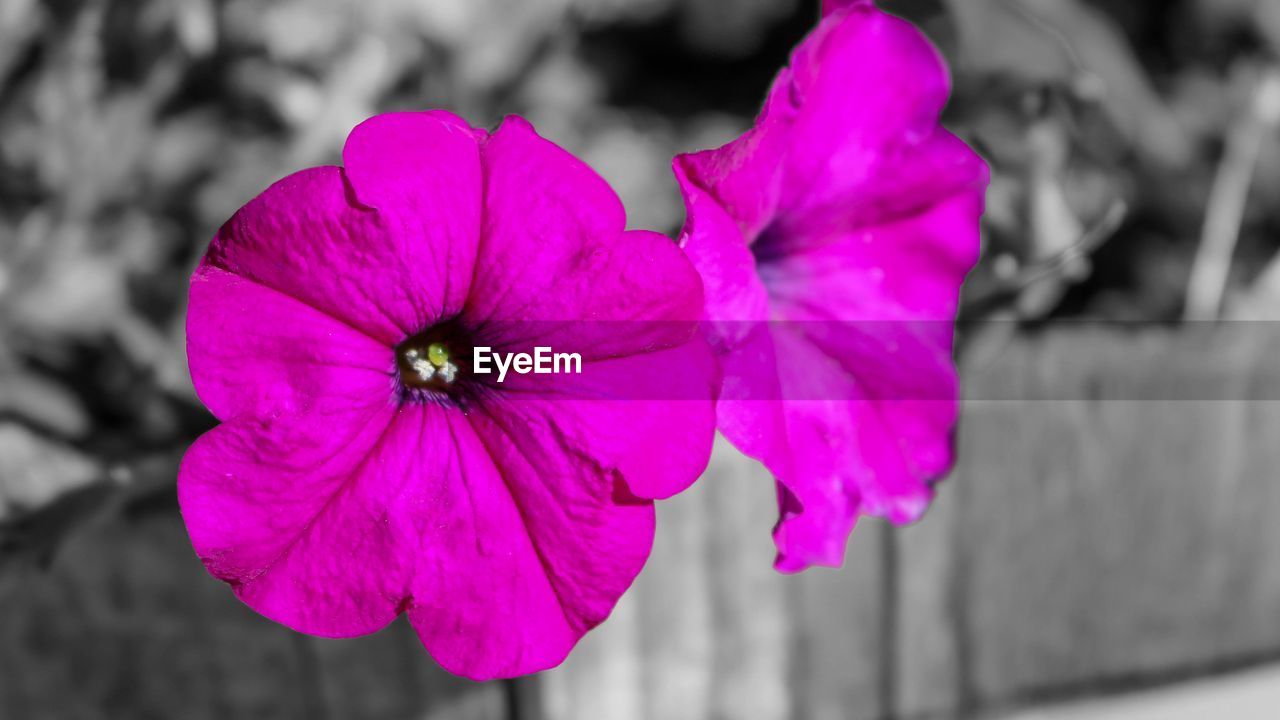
[674,1,988,572]
[180,111,716,679]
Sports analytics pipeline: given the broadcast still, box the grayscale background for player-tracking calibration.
[2,0,1280,718]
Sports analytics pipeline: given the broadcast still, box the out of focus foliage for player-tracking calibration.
[1,0,1279,545]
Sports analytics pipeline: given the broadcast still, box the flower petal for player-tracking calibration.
[178,403,409,637]
[765,129,989,260]
[674,164,795,484]
[406,405,656,680]
[765,192,983,569]
[341,110,484,325]
[674,160,773,338]
[206,113,482,346]
[181,393,658,680]
[763,191,984,322]
[684,4,986,255]
[675,95,791,241]
[772,6,969,223]
[767,322,951,572]
[187,264,395,421]
[492,340,719,501]
[465,118,702,358]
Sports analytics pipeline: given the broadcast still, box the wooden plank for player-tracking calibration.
[787,520,887,720]
[542,437,886,720]
[935,326,1280,710]
[896,480,966,718]
[702,441,794,720]
[543,439,720,720]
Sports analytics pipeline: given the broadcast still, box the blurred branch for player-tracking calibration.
[1184,67,1280,322]
[963,200,1128,318]
[1001,0,1093,90]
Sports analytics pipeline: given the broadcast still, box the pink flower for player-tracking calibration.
[674,1,988,572]
[180,111,716,679]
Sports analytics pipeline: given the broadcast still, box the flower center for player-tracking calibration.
[394,323,472,399]
[404,342,457,385]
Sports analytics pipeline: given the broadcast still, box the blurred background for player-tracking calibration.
[3,0,1280,718]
